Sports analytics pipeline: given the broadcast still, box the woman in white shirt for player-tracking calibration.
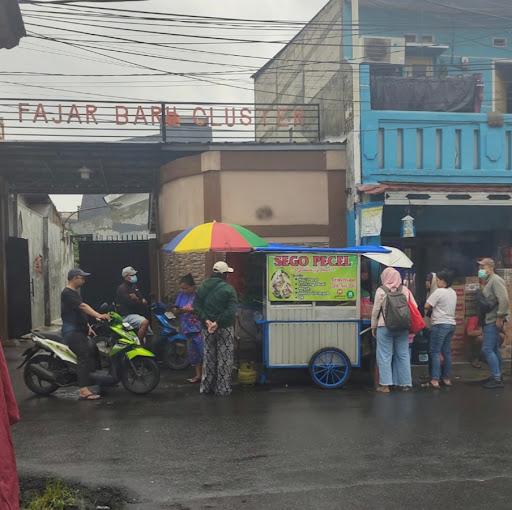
[424,269,457,389]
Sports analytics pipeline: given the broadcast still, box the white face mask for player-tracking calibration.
[128,275,138,284]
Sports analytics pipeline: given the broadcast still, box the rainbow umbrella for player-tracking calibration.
[163,221,268,253]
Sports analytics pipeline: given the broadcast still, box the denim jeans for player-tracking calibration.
[429,324,456,381]
[377,327,411,386]
[482,324,502,380]
[392,344,412,384]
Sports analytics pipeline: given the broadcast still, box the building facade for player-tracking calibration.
[254,0,512,259]
[254,0,512,359]
[157,146,346,297]
[7,194,74,334]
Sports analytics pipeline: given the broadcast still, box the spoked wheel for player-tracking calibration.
[23,354,61,395]
[309,348,351,389]
[121,357,160,395]
[164,341,190,370]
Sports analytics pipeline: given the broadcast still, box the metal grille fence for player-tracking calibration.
[0,99,320,143]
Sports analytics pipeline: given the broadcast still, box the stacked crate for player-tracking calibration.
[496,269,512,359]
[451,284,466,359]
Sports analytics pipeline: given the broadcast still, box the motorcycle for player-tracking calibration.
[149,302,190,371]
[19,311,160,396]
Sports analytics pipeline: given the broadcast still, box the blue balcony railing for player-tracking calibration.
[360,65,512,184]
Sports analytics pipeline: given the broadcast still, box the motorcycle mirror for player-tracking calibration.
[99,302,110,313]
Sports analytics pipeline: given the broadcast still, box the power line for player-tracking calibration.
[23,0,512,26]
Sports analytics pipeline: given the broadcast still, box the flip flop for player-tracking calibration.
[186,378,201,384]
[421,381,440,390]
[79,393,101,401]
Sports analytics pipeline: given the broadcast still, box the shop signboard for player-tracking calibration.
[267,253,358,302]
[360,205,383,238]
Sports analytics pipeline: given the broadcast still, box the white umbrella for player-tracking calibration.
[363,246,413,269]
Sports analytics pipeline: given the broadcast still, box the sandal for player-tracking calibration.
[79,393,101,401]
[186,378,201,384]
[442,379,453,387]
[376,385,390,394]
[421,381,440,390]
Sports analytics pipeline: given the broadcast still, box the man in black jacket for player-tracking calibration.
[116,266,151,343]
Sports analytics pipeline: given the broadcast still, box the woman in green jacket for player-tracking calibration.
[194,261,238,396]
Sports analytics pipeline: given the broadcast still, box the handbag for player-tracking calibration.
[408,294,426,334]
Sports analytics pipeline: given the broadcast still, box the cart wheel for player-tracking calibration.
[309,348,351,389]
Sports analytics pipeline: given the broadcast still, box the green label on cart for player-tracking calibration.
[267,254,358,302]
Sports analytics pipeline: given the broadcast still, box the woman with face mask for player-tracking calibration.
[371,267,416,393]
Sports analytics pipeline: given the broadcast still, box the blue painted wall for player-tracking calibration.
[351,4,512,185]
[357,5,511,113]
[360,65,512,184]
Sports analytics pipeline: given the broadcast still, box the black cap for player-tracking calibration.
[67,268,91,280]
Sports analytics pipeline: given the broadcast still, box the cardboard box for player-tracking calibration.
[496,269,512,286]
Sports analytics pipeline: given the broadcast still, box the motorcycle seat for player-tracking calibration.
[39,332,66,344]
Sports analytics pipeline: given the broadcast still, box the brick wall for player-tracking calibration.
[160,252,207,302]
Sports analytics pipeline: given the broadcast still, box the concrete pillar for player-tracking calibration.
[43,216,51,326]
[0,178,9,340]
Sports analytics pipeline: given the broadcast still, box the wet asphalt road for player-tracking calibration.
[7,345,512,510]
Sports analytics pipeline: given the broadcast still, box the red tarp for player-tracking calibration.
[0,341,20,510]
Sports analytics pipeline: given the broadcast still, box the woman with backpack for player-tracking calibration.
[371,267,415,393]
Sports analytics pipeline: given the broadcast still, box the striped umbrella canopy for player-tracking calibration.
[163,221,268,253]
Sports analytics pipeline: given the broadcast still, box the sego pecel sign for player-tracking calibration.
[17,102,307,128]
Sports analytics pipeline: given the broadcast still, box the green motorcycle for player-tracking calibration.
[21,311,160,396]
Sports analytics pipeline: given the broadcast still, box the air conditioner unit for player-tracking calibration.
[362,37,405,65]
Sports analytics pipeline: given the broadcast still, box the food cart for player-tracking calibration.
[250,245,405,389]
[162,222,413,390]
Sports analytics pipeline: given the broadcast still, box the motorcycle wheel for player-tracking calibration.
[23,354,61,395]
[164,341,190,370]
[121,357,160,395]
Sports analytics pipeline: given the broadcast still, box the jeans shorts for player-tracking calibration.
[123,314,153,336]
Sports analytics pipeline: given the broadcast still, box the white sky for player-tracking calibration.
[3,0,328,210]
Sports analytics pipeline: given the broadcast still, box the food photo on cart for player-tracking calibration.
[163,221,424,392]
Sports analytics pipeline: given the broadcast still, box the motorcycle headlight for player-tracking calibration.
[122,322,134,331]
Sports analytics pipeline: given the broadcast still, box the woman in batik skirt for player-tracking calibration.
[194,261,238,396]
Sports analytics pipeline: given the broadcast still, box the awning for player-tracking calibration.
[359,183,512,206]
[405,44,449,57]
[254,244,390,254]
[255,244,414,267]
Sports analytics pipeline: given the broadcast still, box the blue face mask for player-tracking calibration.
[478,269,488,280]
[129,275,138,284]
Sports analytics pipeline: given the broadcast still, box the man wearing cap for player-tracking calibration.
[116,266,151,344]
[194,261,238,396]
[478,258,509,389]
[61,269,110,400]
